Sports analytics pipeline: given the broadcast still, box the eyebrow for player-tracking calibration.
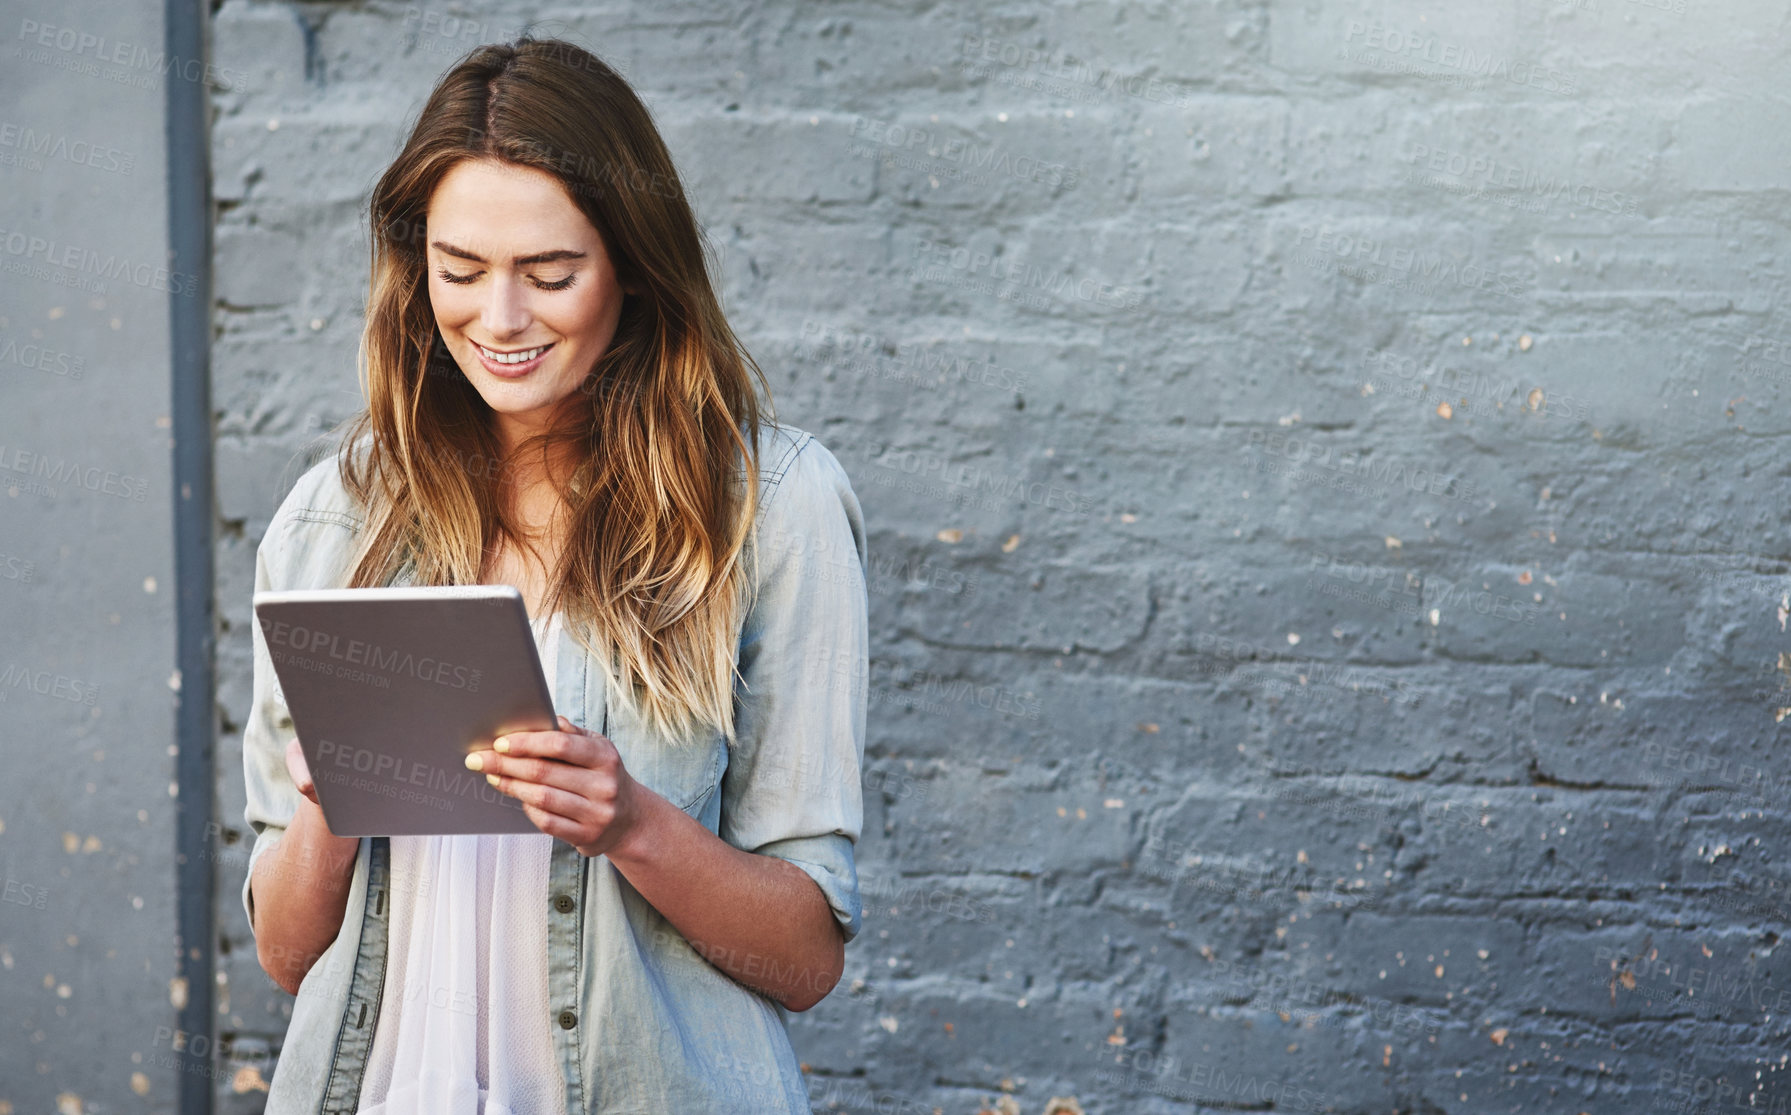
[429,240,587,267]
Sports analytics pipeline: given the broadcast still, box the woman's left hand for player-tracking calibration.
[465,715,648,858]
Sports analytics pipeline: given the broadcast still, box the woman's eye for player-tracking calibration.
[532,274,577,291]
[436,267,479,285]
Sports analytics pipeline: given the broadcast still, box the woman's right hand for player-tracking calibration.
[284,737,322,809]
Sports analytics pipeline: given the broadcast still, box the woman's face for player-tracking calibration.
[424,157,630,446]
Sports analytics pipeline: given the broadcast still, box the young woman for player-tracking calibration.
[238,37,869,1114]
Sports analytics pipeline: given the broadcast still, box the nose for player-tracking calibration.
[479,272,532,340]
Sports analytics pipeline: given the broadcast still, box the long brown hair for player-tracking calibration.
[337,37,772,747]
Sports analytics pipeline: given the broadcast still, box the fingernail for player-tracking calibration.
[465,753,483,771]
[494,737,510,753]
[485,773,499,786]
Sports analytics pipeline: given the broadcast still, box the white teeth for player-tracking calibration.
[477,343,550,365]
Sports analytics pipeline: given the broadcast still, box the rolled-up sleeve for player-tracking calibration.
[721,432,869,943]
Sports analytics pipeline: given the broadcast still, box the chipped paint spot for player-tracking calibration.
[1001,534,1020,553]
[61,832,78,854]
[1491,1028,1509,1045]
[1437,401,1453,419]
[130,1072,149,1096]
[878,1016,898,1033]
[1519,334,1533,351]
[936,528,963,544]
[232,1066,270,1093]
[170,976,188,1010]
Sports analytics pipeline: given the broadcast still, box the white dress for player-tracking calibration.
[355,611,567,1115]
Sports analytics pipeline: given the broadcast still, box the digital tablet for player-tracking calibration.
[252,585,557,836]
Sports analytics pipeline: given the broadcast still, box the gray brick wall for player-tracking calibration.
[207,2,1791,1112]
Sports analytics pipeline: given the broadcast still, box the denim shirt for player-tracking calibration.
[239,422,869,1113]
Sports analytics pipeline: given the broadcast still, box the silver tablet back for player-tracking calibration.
[252,585,557,836]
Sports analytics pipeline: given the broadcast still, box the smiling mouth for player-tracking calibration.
[475,342,554,365]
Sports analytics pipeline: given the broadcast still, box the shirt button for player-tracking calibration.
[552,893,575,914]
[558,1009,577,1030]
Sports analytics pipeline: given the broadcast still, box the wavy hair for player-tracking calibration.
[335,37,772,747]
